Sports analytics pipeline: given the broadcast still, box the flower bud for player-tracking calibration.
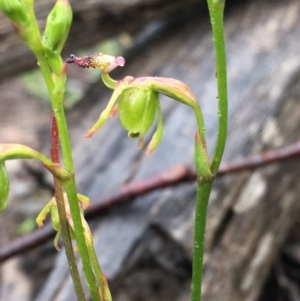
[194,131,213,180]
[0,162,10,211]
[0,0,30,26]
[42,0,72,73]
[118,88,159,148]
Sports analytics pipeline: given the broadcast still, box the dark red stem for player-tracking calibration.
[51,113,60,164]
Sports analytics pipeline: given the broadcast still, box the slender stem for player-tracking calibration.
[38,56,100,301]
[20,5,92,301]
[208,0,228,175]
[191,179,213,301]
[102,73,118,89]
[191,2,227,301]
[191,103,206,143]
[26,12,101,299]
[85,227,105,297]
[89,245,104,291]
[51,115,87,301]
[39,66,95,300]
[64,181,100,301]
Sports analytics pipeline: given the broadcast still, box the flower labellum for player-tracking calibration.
[66,53,125,74]
[118,88,159,148]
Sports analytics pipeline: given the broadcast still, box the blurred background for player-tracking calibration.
[1,0,300,300]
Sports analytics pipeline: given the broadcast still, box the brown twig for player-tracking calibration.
[1,141,300,262]
[218,141,300,175]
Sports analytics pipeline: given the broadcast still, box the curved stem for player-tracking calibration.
[102,73,118,89]
[208,0,228,175]
[191,103,206,144]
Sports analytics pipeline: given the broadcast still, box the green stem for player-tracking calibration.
[190,103,206,143]
[191,179,213,301]
[51,114,87,301]
[53,178,87,301]
[25,11,101,300]
[191,2,227,301]
[86,235,105,296]
[38,58,98,300]
[37,53,101,301]
[208,0,228,175]
[63,182,100,301]
[102,73,118,89]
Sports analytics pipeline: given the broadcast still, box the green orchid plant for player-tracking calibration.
[0,0,227,301]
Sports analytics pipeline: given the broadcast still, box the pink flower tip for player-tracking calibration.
[84,131,94,138]
[116,56,125,67]
[102,56,125,74]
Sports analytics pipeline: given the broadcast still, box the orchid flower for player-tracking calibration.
[67,53,207,156]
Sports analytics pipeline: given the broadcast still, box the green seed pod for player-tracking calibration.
[0,162,10,211]
[0,0,30,26]
[42,0,72,73]
[118,88,159,146]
